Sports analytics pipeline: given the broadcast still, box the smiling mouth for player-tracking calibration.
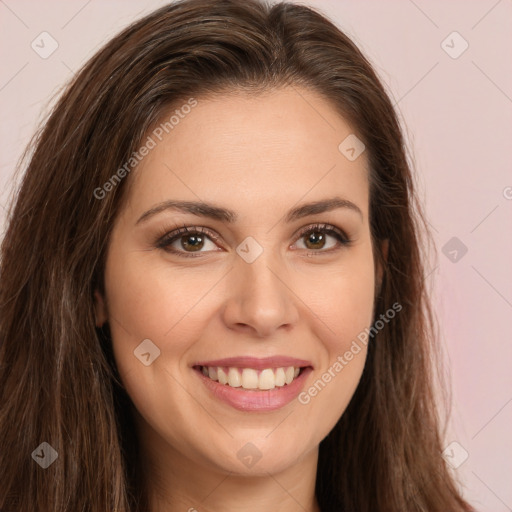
[193,365,309,391]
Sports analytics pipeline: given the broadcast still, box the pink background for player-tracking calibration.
[1,1,511,510]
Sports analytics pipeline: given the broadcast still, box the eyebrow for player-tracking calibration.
[136,196,363,225]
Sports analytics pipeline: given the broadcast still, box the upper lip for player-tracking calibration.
[193,356,313,370]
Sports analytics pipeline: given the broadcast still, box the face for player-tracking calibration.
[95,86,384,479]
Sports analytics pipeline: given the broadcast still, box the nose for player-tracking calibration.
[221,251,300,338]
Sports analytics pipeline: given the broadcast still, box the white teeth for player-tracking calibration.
[227,367,242,387]
[200,365,304,390]
[217,367,228,385]
[241,368,259,389]
[285,366,295,385]
[258,368,275,390]
[274,367,286,386]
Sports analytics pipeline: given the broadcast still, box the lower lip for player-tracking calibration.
[193,366,313,412]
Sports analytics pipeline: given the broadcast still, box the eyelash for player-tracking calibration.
[155,222,352,258]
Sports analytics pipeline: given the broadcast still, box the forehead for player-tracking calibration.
[124,86,369,221]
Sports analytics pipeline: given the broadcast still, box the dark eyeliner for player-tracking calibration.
[155,223,220,258]
[295,222,352,256]
[155,222,352,257]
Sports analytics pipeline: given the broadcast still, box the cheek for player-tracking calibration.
[308,247,376,350]
[103,252,218,381]
[101,249,222,447]
[296,251,374,434]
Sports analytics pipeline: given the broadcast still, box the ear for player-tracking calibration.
[93,289,108,327]
[376,239,389,295]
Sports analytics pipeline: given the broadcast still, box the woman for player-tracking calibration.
[0,0,475,510]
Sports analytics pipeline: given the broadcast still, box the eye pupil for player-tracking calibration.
[182,234,204,251]
[305,231,325,249]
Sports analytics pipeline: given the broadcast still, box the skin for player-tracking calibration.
[94,85,387,512]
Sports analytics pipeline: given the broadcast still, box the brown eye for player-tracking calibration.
[303,230,328,250]
[177,233,205,252]
[157,225,220,257]
[294,223,351,255]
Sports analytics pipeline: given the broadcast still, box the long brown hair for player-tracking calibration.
[0,0,474,510]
